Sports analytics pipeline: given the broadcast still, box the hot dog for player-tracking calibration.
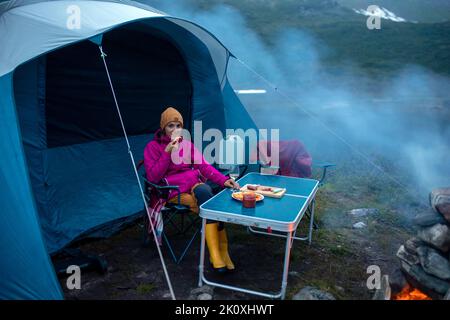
[171,136,183,144]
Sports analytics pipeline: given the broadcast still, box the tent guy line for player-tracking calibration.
[98,44,176,300]
[234,57,428,208]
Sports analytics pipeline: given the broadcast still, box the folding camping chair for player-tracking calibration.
[251,139,336,231]
[136,160,201,264]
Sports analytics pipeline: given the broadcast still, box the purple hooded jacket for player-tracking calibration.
[144,129,229,199]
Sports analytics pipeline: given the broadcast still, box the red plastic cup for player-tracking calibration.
[242,192,256,208]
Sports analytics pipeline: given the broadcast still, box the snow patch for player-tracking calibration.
[353,7,407,23]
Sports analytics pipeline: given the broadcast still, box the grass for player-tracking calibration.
[136,283,156,295]
[64,152,420,300]
[277,154,418,299]
[227,155,419,299]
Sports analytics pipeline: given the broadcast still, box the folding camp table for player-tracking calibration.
[198,172,319,299]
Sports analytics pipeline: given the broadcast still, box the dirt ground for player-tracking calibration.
[59,169,419,300]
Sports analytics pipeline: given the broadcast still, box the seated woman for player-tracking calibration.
[144,107,239,273]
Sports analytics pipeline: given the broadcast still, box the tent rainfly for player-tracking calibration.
[0,0,256,299]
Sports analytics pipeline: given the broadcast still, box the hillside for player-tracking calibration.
[150,0,450,79]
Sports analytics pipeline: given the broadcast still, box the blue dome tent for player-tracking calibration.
[0,0,256,299]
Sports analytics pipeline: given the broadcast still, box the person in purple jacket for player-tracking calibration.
[144,107,240,273]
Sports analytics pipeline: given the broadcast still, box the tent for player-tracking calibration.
[0,0,256,299]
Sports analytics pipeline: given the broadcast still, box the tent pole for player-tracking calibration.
[97,45,176,300]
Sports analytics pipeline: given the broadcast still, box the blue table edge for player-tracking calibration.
[199,172,319,231]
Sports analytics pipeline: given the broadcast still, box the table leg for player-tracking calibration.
[280,230,293,300]
[199,223,294,299]
[198,218,207,287]
[308,199,315,245]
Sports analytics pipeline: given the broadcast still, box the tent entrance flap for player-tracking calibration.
[45,26,192,148]
[13,24,194,254]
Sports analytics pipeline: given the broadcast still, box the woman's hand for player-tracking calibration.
[224,179,240,190]
[164,138,180,153]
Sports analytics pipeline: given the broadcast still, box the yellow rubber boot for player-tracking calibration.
[218,228,235,271]
[205,223,227,273]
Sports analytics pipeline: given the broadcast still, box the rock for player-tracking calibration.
[418,224,450,253]
[162,292,172,299]
[389,269,407,295]
[353,222,367,229]
[289,271,301,278]
[334,285,345,293]
[444,289,450,300]
[372,275,391,300]
[348,208,378,218]
[197,293,213,300]
[292,286,336,300]
[135,271,149,279]
[404,237,424,255]
[115,285,132,290]
[190,285,214,296]
[412,210,446,227]
[417,246,450,280]
[396,245,419,265]
[401,261,450,295]
[188,285,214,300]
[430,188,450,223]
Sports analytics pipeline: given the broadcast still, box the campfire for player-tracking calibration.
[393,284,431,300]
[391,188,450,300]
[372,188,450,300]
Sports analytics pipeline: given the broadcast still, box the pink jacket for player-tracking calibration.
[144,129,228,199]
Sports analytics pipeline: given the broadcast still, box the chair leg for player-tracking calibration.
[159,213,202,264]
[165,212,184,235]
[177,226,201,264]
[163,232,178,263]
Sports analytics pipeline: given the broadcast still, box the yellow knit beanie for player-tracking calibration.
[160,107,184,129]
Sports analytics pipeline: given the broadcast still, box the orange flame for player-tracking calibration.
[393,284,431,300]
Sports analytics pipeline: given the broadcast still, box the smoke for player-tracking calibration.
[142,0,450,199]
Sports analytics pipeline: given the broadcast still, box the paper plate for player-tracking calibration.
[231,191,264,202]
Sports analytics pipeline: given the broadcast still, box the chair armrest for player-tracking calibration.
[143,177,182,205]
[312,162,336,186]
[312,162,336,169]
